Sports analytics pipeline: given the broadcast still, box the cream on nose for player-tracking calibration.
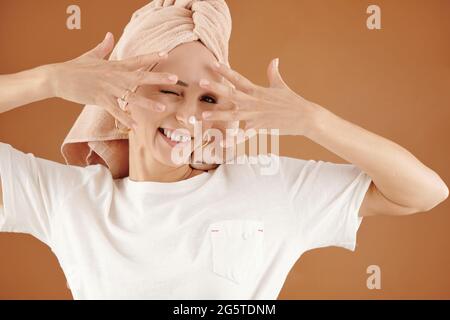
[188,115,196,125]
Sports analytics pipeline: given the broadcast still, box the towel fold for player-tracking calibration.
[60,0,235,179]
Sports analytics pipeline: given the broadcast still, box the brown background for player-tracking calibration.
[0,0,449,299]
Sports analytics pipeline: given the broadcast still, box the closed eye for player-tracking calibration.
[160,90,179,96]
[160,90,217,104]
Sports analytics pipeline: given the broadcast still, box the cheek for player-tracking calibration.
[132,107,160,126]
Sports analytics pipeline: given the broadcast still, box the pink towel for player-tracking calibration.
[60,0,235,179]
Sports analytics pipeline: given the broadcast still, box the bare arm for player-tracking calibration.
[0,66,47,209]
[0,32,177,126]
[0,33,181,210]
[199,60,449,216]
[306,105,449,216]
[0,66,51,210]
[0,66,54,114]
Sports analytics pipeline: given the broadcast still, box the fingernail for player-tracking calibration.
[273,58,279,69]
[202,111,212,119]
[104,32,112,40]
[199,79,210,87]
[158,51,168,57]
[168,74,178,82]
[214,61,221,69]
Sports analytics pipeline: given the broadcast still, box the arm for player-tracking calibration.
[0,66,52,210]
[305,105,449,216]
[0,32,175,127]
[0,66,54,113]
[0,66,50,210]
[199,59,449,216]
[0,34,180,210]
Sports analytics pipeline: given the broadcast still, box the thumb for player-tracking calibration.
[83,32,115,59]
[267,58,287,89]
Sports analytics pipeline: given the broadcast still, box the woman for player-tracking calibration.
[0,0,448,299]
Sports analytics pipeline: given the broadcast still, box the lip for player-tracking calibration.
[157,128,192,148]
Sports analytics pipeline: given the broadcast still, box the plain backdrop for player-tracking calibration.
[0,0,449,299]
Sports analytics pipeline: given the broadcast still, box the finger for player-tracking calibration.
[211,62,256,94]
[267,58,287,89]
[102,96,137,130]
[220,128,255,148]
[83,32,115,59]
[104,82,130,101]
[125,70,178,87]
[125,93,166,112]
[202,109,255,122]
[116,51,169,70]
[106,83,166,112]
[199,79,251,105]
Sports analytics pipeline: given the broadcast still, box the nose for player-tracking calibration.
[175,99,204,128]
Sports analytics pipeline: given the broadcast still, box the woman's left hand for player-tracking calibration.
[199,58,320,137]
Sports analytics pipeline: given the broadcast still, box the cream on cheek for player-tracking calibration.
[138,85,226,141]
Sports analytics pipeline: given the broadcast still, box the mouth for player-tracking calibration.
[157,127,194,147]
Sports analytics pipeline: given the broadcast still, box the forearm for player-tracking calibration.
[304,104,448,211]
[0,65,54,114]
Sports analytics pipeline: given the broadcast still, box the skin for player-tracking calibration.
[0,32,448,217]
[127,41,236,183]
[198,60,449,216]
[0,33,181,204]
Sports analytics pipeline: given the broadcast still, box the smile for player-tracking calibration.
[157,127,193,147]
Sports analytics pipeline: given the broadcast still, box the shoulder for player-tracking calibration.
[219,153,311,181]
[219,154,364,188]
[0,141,112,189]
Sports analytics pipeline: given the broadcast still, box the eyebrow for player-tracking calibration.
[175,80,189,87]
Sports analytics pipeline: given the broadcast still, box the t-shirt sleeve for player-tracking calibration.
[0,142,95,247]
[279,156,373,252]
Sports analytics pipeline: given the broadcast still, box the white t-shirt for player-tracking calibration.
[0,142,372,300]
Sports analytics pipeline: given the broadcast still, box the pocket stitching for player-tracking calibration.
[209,219,264,284]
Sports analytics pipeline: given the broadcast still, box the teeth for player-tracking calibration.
[170,132,179,142]
[160,128,191,143]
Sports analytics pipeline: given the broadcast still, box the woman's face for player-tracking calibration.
[129,41,233,168]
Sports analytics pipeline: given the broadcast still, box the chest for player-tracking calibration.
[54,187,294,299]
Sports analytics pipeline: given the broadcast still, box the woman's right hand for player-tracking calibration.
[47,32,178,130]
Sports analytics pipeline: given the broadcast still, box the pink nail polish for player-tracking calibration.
[274,58,279,69]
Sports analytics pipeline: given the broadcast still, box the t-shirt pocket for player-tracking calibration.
[209,219,264,284]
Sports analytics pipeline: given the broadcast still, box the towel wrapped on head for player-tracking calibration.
[61,0,236,179]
